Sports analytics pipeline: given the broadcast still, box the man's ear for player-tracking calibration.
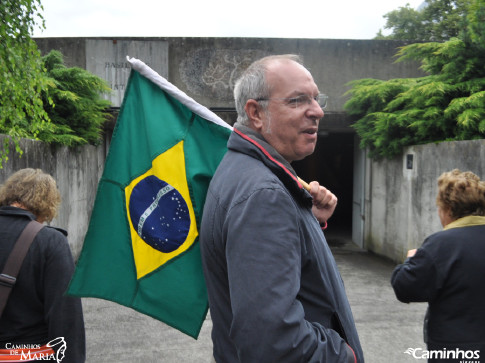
[244,99,265,130]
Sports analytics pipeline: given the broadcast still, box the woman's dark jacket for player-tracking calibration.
[0,206,85,362]
[391,216,485,360]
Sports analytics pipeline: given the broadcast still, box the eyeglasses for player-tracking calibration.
[255,93,328,110]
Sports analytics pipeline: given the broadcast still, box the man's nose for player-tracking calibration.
[307,100,324,120]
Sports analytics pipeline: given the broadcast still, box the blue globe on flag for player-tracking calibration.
[128,175,191,253]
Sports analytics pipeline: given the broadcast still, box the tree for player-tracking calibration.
[0,0,53,166]
[0,0,112,167]
[376,0,472,41]
[375,4,427,40]
[346,0,485,159]
[40,50,112,146]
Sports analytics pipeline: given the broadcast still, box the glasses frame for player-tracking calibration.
[255,93,328,110]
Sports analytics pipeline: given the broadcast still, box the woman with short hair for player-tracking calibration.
[391,169,485,363]
[0,168,85,362]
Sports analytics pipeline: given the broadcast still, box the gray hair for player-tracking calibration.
[234,54,303,125]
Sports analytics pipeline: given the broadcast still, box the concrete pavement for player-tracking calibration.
[81,234,427,362]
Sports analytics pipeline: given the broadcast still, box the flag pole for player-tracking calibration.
[297,177,311,192]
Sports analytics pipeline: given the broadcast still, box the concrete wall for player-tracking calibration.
[2,134,483,264]
[35,37,425,128]
[26,37,462,263]
[364,139,485,262]
[0,136,106,260]
[167,38,424,111]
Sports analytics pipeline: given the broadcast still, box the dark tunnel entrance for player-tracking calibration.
[293,132,355,243]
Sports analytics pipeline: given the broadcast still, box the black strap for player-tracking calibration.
[0,220,44,317]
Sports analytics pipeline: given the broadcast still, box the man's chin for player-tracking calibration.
[292,150,315,163]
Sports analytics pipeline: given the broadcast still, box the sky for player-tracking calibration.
[33,0,425,40]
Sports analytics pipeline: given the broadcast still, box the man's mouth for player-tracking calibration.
[303,128,318,135]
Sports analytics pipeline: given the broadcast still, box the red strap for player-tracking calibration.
[234,129,305,189]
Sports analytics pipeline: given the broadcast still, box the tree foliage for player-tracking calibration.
[376,0,471,41]
[0,0,52,166]
[345,0,485,159]
[0,0,112,167]
[40,50,112,146]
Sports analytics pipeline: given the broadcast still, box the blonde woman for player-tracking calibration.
[392,169,485,363]
[0,168,85,362]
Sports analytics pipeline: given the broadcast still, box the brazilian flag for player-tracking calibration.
[67,58,232,338]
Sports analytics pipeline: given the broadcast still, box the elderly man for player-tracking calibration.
[200,54,364,362]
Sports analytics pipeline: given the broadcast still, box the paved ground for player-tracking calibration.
[81,233,427,362]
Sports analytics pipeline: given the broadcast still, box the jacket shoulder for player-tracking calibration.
[44,225,68,237]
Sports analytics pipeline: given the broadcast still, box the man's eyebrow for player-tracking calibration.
[285,91,307,97]
[288,91,321,97]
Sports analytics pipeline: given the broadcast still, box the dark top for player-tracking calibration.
[0,206,85,362]
[391,216,485,360]
[200,125,364,363]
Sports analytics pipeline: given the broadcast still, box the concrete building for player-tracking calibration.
[34,37,425,253]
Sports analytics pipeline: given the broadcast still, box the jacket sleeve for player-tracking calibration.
[224,187,355,363]
[390,246,440,303]
[41,229,86,362]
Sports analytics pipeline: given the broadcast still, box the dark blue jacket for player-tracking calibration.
[200,125,364,363]
[391,216,485,361]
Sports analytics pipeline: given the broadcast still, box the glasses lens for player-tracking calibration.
[318,94,328,109]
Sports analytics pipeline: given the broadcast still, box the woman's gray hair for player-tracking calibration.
[234,54,303,125]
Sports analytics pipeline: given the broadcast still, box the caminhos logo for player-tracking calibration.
[404,347,480,362]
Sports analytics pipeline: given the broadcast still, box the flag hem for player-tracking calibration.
[72,294,208,339]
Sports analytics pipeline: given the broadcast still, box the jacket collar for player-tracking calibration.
[0,206,67,236]
[444,215,485,230]
[0,206,36,220]
[229,123,312,204]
